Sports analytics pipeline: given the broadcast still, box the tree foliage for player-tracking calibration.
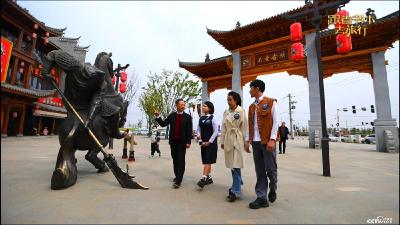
[139,69,201,135]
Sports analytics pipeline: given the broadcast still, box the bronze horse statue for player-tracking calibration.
[41,50,146,190]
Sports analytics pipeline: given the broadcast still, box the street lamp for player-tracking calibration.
[109,63,130,150]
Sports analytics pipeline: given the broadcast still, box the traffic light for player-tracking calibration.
[371,121,374,126]
[361,122,364,125]
[336,123,339,127]
[352,106,356,114]
[370,105,375,113]
[361,107,366,111]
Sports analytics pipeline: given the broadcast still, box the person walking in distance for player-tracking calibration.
[150,125,161,158]
[154,99,192,188]
[277,122,289,154]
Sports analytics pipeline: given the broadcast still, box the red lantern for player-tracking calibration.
[335,10,350,31]
[45,32,50,37]
[119,82,127,93]
[111,76,116,85]
[290,42,304,61]
[32,32,37,39]
[120,71,127,82]
[290,22,303,42]
[33,24,38,29]
[44,37,49,45]
[51,68,56,75]
[336,34,352,54]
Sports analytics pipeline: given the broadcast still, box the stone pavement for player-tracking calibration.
[1,135,399,224]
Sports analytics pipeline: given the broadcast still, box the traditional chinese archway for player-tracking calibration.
[179,1,399,152]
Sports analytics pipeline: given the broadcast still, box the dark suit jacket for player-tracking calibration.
[278,126,290,140]
[155,112,192,146]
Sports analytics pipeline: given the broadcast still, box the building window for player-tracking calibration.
[6,57,15,83]
[21,34,33,54]
[1,21,19,47]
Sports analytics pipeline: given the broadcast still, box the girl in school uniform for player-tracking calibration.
[196,101,219,188]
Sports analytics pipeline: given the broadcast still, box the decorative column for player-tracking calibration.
[201,81,209,115]
[306,32,322,148]
[371,51,399,152]
[232,51,242,99]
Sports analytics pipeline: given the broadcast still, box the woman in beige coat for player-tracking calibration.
[220,91,250,202]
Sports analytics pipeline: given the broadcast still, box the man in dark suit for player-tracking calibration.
[155,98,192,188]
[277,122,290,154]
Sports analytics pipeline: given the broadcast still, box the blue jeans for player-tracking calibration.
[231,168,243,196]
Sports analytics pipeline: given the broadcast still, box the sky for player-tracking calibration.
[17,0,399,130]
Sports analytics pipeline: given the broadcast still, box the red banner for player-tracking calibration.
[1,37,13,83]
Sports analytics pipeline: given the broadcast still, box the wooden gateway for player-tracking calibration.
[179,1,399,152]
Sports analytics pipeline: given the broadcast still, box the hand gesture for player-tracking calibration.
[202,142,210,147]
[244,142,251,153]
[267,139,276,152]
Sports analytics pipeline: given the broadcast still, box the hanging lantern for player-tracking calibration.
[119,82,127,93]
[290,22,303,42]
[111,76,116,85]
[45,32,50,37]
[20,61,25,66]
[32,32,37,39]
[290,42,304,61]
[335,10,350,31]
[26,35,32,42]
[120,71,127,82]
[33,24,38,29]
[51,68,56,75]
[336,34,352,54]
[19,68,24,74]
[44,37,49,45]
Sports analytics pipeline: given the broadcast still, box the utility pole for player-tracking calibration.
[337,109,341,143]
[288,94,297,140]
[284,0,349,177]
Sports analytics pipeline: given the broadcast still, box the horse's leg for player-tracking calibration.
[51,121,79,190]
[85,148,109,173]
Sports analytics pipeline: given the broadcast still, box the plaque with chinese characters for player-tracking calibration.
[255,49,289,66]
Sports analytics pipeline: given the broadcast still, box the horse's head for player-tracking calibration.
[118,100,129,128]
[94,52,114,78]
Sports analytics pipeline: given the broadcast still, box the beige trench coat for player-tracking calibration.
[220,106,248,169]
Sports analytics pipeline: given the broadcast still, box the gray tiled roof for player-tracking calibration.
[1,83,56,97]
[33,102,67,113]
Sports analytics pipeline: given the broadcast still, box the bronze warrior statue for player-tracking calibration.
[41,50,147,190]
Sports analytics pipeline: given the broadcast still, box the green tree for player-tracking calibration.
[140,69,201,138]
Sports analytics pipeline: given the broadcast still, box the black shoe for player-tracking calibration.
[249,198,269,209]
[173,182,181,189]
[279,151,282,154]
[227,189,237,202]
[268,191,277,203]
[205,176,213,185]
[173,177,177,183]
[197,177,207,188]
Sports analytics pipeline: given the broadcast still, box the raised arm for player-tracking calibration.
[155,113,171,127]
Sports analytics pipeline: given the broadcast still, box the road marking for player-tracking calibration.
[336,187,369,192]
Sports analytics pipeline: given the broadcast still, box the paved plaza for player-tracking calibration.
[1,136,399,224]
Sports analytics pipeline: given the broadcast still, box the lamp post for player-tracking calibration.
[108,63,130,150]
[285,0,349,177]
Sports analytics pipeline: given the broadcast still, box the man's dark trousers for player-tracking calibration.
[171,143,186,184]
[279,139,287,154]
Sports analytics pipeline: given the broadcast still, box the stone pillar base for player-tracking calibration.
[374,119,399,152]
[308,120,322,149]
